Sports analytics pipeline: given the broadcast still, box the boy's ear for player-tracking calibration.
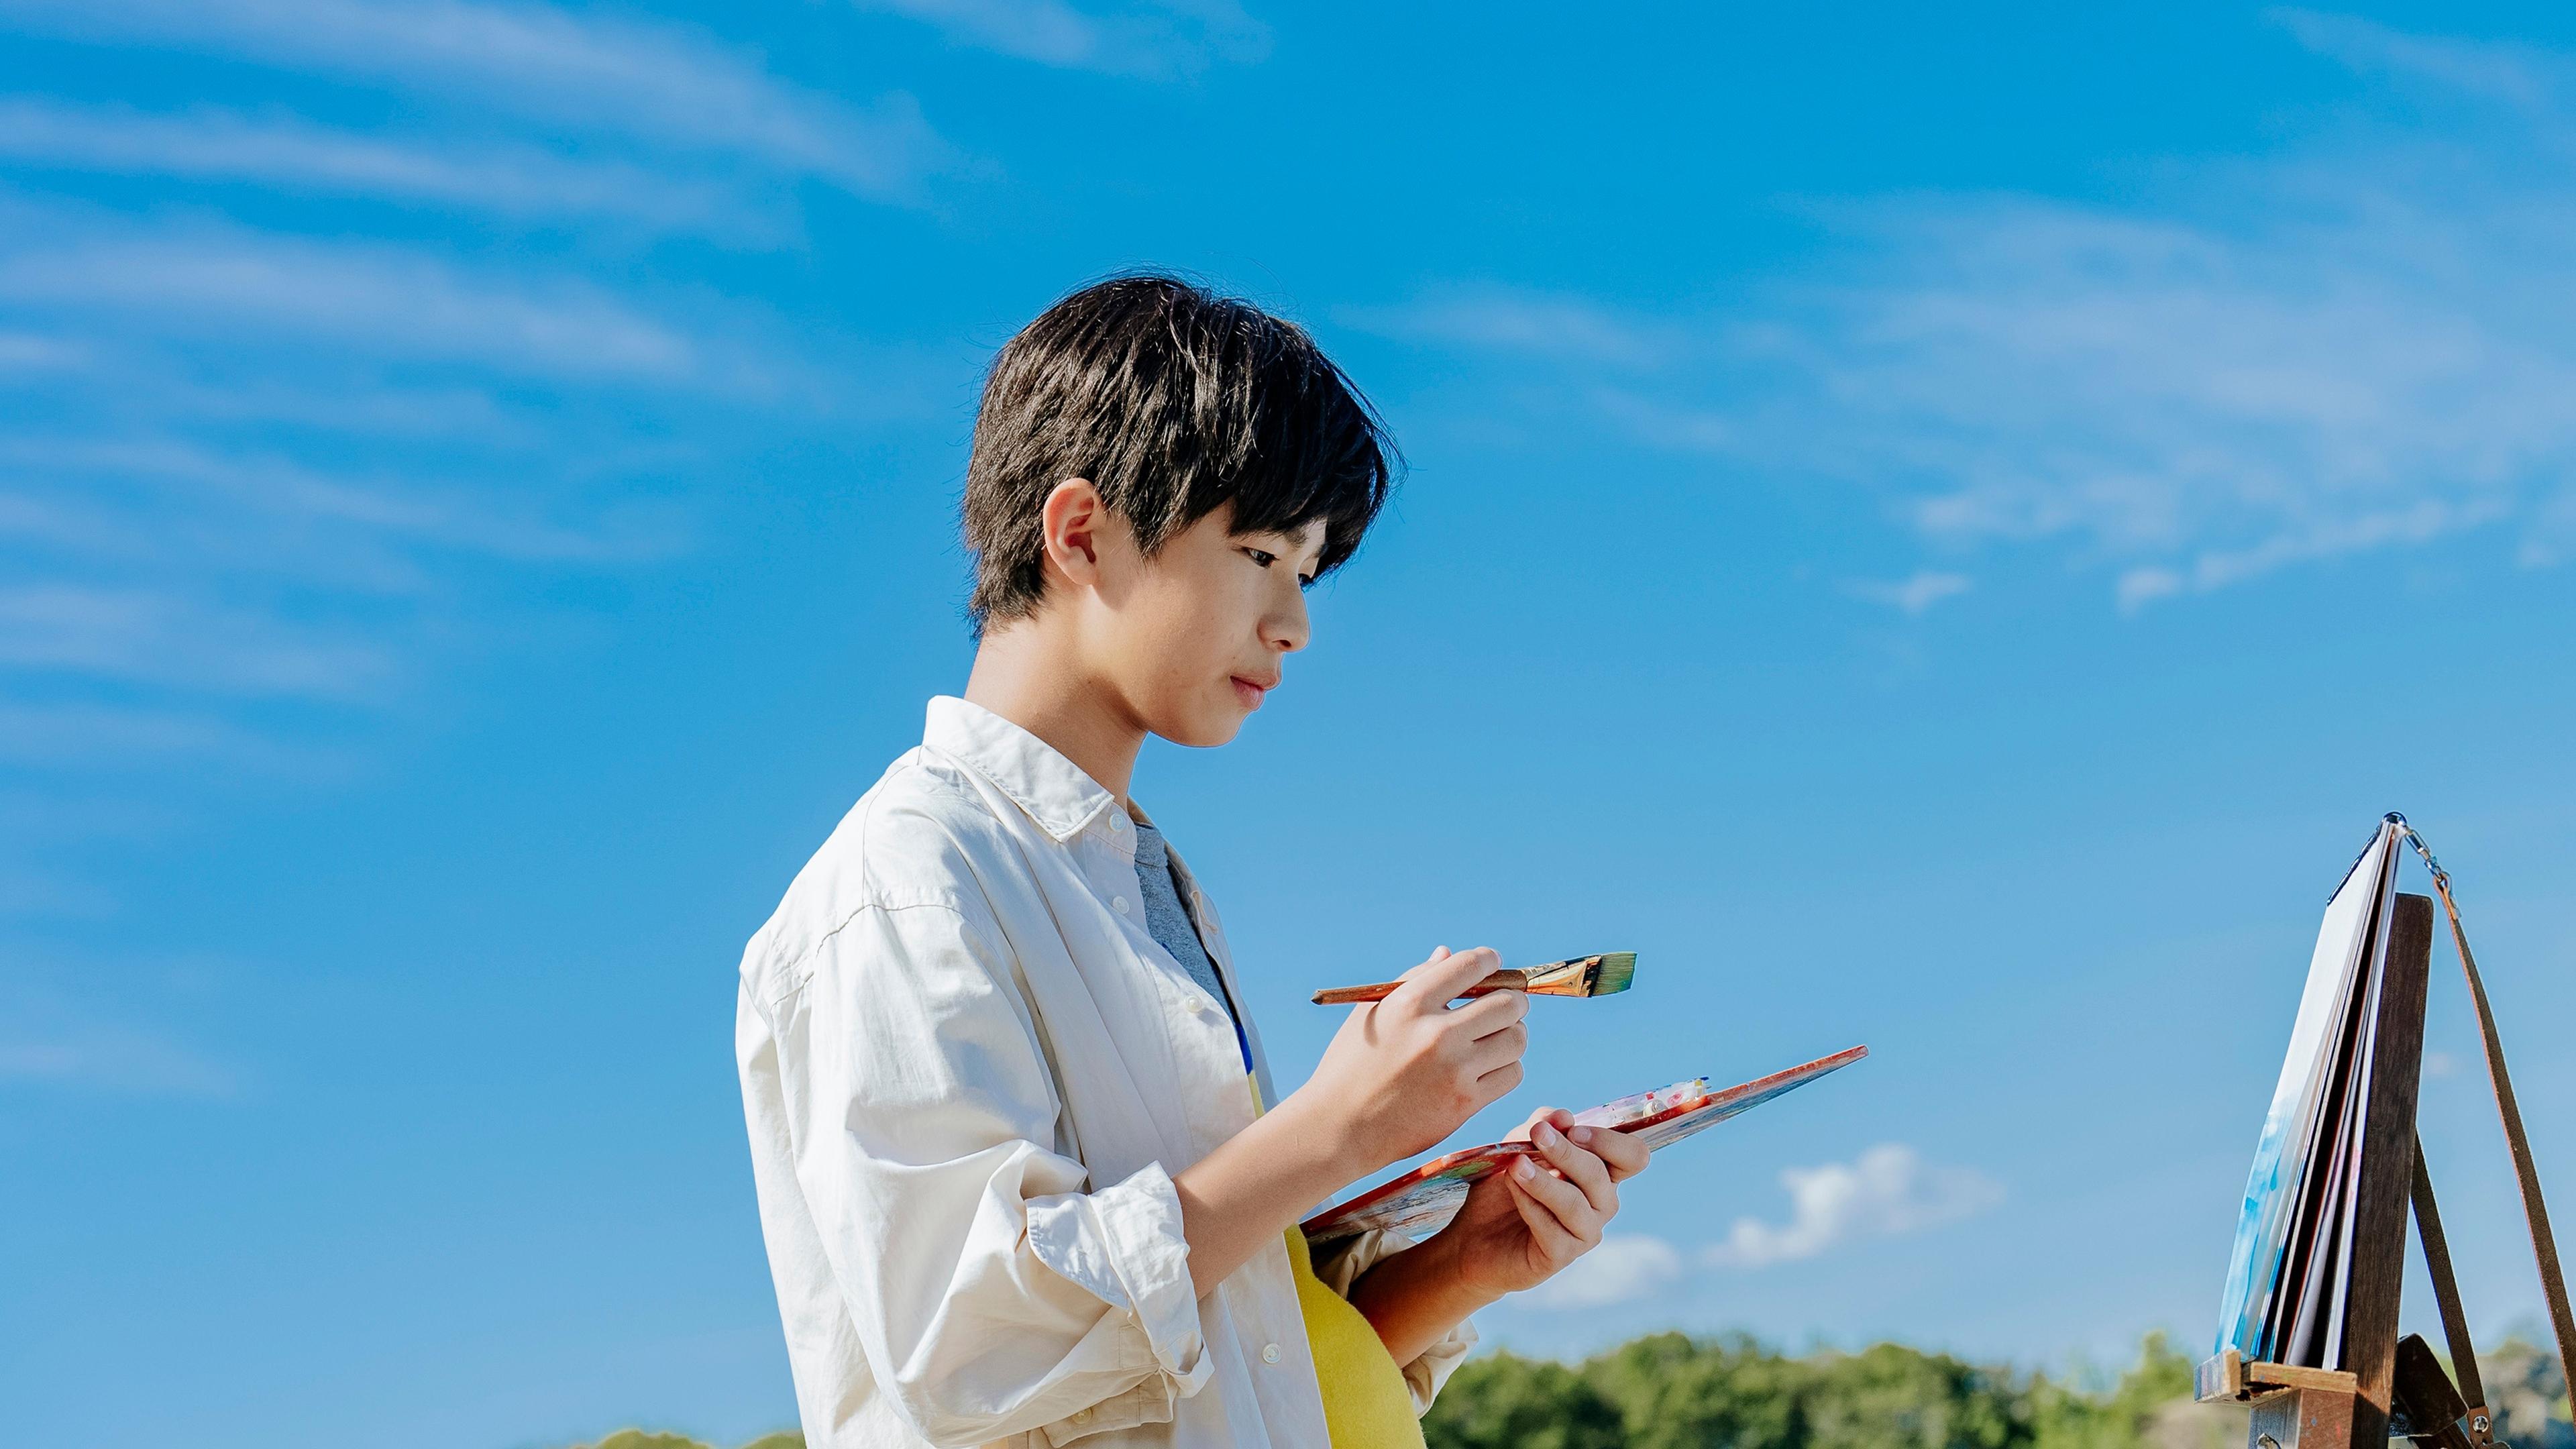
[1040,478,1109,589]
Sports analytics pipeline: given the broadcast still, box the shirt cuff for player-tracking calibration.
[1025,1160,1212,1396]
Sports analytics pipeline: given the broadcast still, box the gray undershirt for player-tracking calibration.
[1129,821,1244,1049]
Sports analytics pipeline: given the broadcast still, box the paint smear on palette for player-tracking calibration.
[1300,1044,1868,1244]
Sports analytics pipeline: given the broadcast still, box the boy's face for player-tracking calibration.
[1095,502,1324,748]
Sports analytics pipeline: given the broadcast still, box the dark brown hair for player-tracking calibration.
[962,273,1397,630]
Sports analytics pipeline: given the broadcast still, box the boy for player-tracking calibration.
[736,274,1647,1449]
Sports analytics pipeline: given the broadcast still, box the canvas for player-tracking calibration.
[2212,818,2405,1362]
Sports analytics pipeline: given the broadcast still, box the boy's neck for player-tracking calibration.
[963,620,1145,807]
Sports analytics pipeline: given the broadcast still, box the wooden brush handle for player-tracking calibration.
[1311,969,1532,1006]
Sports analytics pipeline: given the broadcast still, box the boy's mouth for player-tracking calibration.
[1230,674,1275,709]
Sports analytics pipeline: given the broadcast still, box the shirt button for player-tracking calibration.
[1182,995,1204,1014]
[1113,896,1130,914]
[1109,816,1125,832]
[1262,1343,1281,1364]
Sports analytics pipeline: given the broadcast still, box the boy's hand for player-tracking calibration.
[1425,1106,1651,1301]
[1291,946,1527,1174]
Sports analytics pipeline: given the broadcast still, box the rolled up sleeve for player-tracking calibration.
[776,900,1210,1446]
[1307,1228,1481,1414]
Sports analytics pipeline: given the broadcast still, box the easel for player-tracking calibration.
[2197,822,2576,1449]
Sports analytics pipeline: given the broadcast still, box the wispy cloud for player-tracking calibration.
[0,2,945,941]
[1851,570,1974,614]
[2273,7,2557,107]
[0,0,951,198]
[1343,287,1680,369]
[0,97,759,235]
[0,585,394,698]
[0,329,84,369]
[854,0,1269,76]
[0,983,240,1095]
[1703,1144,2003,1269]
[0,182,758,746]
[0,702,291,768]
[0,217,700,380]
[1365,13,2576,608]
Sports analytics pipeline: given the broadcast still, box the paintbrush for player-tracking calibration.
[1310,952,1637,1006]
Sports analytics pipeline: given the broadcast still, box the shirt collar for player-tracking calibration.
[924,696,1122,845]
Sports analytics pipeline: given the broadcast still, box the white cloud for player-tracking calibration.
[1,437,677,566]
[0,223,700,380]
[0,97,759,235]
[0,329,83,369]
[1368,14,2576,608]
[0,6,932,939]
[1343,289,1679,369]
[0,0,949,198]
[0,985,239,1095]
[1851,570,1974,614]
[855,0,1269,76]
[1702,1144,2003,1269]
[1527,1234,1686,1309]
[1490,1146,2000,1313]
[0,703,287,768]
[0,185,810,780]
[0,584,394,698]
[2273,8,2555,106]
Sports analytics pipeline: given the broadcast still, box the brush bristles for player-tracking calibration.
[1520,952,1638,997]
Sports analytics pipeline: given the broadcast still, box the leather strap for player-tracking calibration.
[2403,823,2576,1410]
[2410,1135,2486,1413]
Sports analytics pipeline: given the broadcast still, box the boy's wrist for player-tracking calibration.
[1347,1225,1504,1364]
[1263,1085,1377,1190]
[1413,1224,1509,1309]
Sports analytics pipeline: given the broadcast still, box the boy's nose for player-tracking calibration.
[1268,594,1310,653]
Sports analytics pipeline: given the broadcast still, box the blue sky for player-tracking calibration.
[6,3,2576,1445]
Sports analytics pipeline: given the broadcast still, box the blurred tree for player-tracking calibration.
[1589,1332,1807,1449]
[1424,1328,2261,1449]
[2485,1337,2574,1449]
[1423,1350,1626,1449]
[1805,1342,2023,1449]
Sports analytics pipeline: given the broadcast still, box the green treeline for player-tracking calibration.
[1420,1333,2571,1449]
[565,1332,2571,1449]
[1422,1332,2235,1449]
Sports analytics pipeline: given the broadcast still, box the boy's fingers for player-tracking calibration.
[1570,1124,1650,1181]
[1464,1021,1527,1075]
[1450,987,1527,1038]
[1391,946,1501,1011]
[1507,1156,1593,1242]
[1532,1121,1617,1214]
[1473,1060,1524,1102]
[1505,1169,1576,1258]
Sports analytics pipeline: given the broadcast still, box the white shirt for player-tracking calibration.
[736,696,1474,1449]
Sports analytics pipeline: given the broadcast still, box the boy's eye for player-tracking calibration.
[1242,545,1314,587]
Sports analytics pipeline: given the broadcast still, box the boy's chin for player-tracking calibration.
[1150,703,1250,749]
